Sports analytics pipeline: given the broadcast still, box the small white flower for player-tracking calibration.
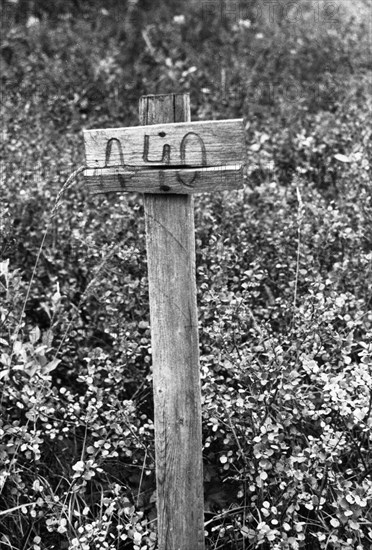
[32,479,43,492]
[173,15,185,25]
[26,16,40,28]
[72,460,85,472]
[238,19,251,29]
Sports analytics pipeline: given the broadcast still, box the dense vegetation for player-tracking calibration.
[1,0,371,548]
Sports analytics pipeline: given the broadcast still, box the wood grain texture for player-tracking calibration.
[84,118,245,168]
[84,164,244,194]
[141,94,205,550]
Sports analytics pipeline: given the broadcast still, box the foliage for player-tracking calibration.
[1,0,371,548]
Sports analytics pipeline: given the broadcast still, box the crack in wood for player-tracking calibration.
[88,163,235,171]
[145,212,189,254]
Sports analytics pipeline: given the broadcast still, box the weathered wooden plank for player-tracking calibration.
[141,94,205,550]
[84,118,245,169]
[84,164,244,194]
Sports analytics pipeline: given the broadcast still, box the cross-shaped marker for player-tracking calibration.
[84,93,245,550]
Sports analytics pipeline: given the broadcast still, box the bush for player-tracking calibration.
[1,0,371,548]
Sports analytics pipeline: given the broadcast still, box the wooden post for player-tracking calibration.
[83,93,245,550]
[139,94,205,550]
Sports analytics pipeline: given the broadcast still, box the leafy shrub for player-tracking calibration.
[1,0,371,548]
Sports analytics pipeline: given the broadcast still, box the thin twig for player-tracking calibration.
[293,185,304,311]
[11,166,87,358]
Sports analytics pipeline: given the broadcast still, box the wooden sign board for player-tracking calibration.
[83,119,245,194]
